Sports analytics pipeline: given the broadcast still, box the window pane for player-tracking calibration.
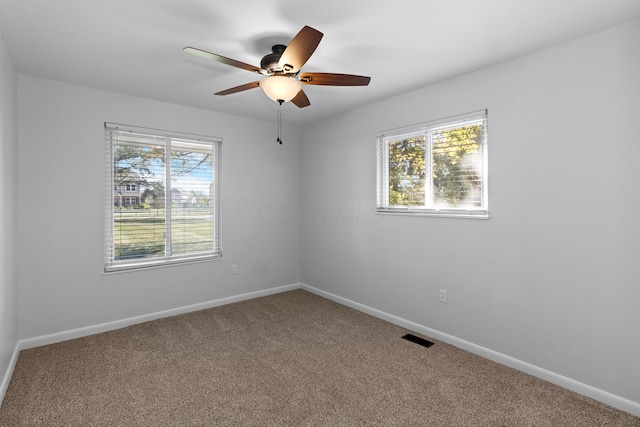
[387,135,426,206]
[432,123,483,209]
[170,140,215,257]
[113,143,166,261]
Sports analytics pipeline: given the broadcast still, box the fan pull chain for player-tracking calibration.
[277,100,283,144]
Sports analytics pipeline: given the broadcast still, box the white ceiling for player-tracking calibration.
[1,0,639,127]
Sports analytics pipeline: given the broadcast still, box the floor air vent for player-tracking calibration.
[402,334,434,348]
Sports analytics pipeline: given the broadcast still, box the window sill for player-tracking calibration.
[103,254,222,275]
[376,208,489,219]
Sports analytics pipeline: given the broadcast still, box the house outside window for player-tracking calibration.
[376,110,488,218]
[114,173,141,207]
[104,123,222,272]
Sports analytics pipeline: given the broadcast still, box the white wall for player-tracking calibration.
[301,20,640,405]
[0,29,19,395]
[17,75,301,340]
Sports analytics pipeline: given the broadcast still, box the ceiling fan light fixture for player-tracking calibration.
[259,75,302,103]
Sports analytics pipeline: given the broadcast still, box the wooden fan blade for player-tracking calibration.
[299,72,371,86]
[184,47,266,74]
[215,81,260,96]
[291,90,311,108]
[278,26,323,73]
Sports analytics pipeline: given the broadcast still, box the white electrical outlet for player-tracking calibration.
[231,264,238,275]
[439,289,447,303]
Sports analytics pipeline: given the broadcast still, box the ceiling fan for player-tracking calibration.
[183,25,371,108]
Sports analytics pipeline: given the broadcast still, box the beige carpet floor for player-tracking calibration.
[1,289,638,426]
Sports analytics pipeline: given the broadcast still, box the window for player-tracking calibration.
[104,123,222,272]
[376,110,488,218]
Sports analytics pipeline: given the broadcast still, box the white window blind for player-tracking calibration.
[377,110,488,218]
[104,123,222,272]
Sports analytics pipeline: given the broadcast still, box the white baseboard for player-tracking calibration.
[301,283,640,418]
[19,283,301,350]
[0,343,20,406]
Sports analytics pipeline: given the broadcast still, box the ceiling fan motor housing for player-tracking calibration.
[260,44,287,74]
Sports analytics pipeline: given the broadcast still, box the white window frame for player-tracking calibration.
[376,110,488,218]
[104,123,222,273]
